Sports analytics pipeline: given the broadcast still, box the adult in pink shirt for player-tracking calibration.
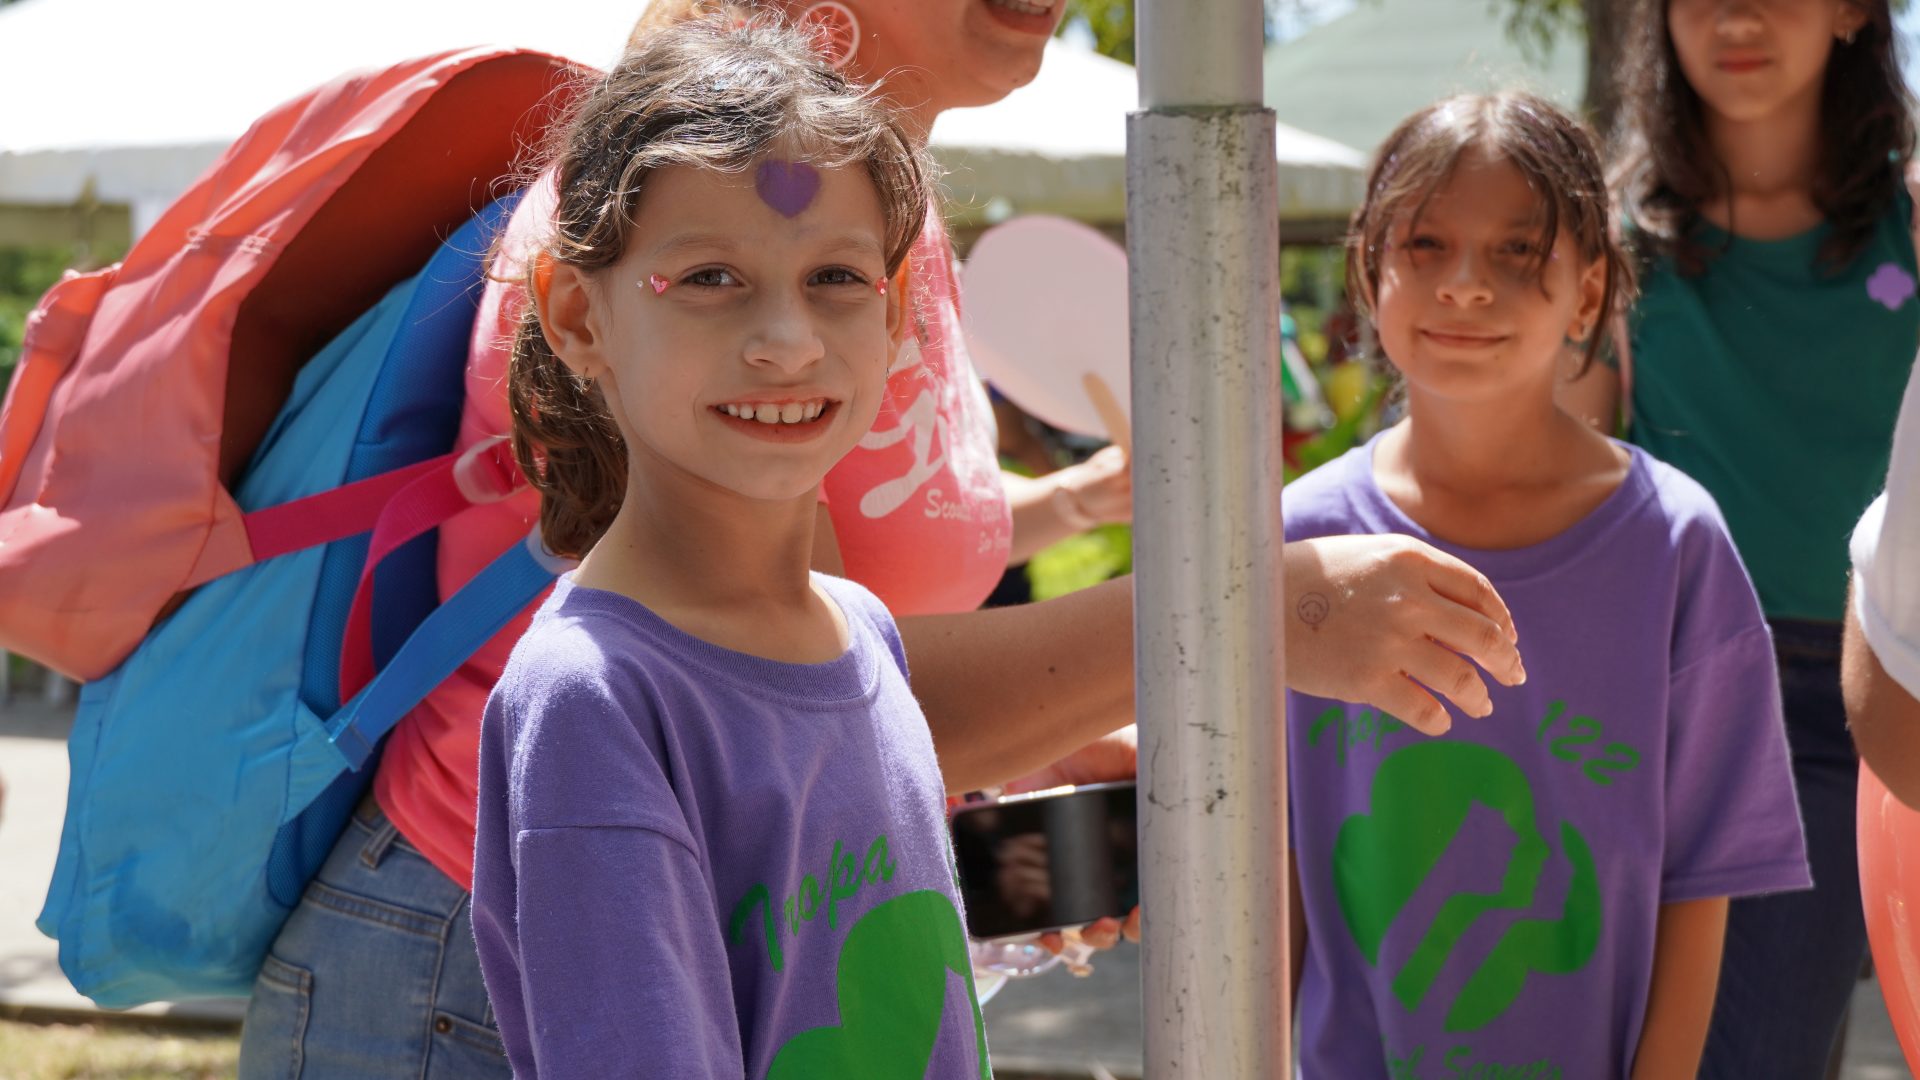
[237,3,1529,1077]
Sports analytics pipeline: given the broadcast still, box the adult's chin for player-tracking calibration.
[955,0,1059,96]
[941,40,1050,110]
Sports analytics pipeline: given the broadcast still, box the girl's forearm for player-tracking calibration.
[1844,587,1920,808]
[893,533,1529,793]
[898,575,1135,794]
[1631,897,1728,1080]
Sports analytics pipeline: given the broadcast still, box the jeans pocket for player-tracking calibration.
[424,1008,511,1080]
[239,954,314,1080]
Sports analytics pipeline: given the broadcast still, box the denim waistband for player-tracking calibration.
[1769,617,1843,666]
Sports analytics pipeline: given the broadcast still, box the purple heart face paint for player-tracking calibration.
[755,159,821,219]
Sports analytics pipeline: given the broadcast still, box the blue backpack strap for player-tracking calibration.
[326,531,572,771]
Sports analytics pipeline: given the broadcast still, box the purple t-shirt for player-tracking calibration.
[1286,437,1810,1079]
[473,574,990,1079]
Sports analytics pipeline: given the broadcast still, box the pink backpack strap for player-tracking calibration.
[337,437,524,700]
[222,455,454,576]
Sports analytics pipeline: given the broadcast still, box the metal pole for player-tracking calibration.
[1128,0,1288,1076]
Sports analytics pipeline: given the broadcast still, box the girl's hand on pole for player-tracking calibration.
[1283,534,1526,736]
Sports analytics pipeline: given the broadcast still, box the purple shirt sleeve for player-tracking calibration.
[505,826,742,1078]
[1659,511,1811,901]
[1660,624,1813,901]
[473,640,745,1078]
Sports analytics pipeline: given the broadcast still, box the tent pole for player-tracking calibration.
[1128,0,1289,1076]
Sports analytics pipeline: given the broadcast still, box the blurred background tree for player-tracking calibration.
[0,248,73,398]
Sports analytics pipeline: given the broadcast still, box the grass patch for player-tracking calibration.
[0,1017,239,1079]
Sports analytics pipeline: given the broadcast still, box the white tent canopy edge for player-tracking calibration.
[0,0,1366,237]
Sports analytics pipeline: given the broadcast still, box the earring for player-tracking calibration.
[1842,27,1859,45]
[798,2,861,70]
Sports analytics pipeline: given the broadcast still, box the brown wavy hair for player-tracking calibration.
[1613,0,1913,275]
[1346,92,1636,375]
[509,15,932,559]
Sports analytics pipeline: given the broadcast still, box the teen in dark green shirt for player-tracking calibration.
[1628,201,1917,622]
[1558,1,1917,1074]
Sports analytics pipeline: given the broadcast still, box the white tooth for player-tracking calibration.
[780,402,805,424]
[723,404,739,417]
[754,406,781,424]
[805,402,822,420]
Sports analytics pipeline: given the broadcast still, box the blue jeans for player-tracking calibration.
[237,795,509,1080]
[1700,619,1865,1079]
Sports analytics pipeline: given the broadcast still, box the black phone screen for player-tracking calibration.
[950,782,1140,940]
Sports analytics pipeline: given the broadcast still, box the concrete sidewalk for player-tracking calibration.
[0,697,1912,1077]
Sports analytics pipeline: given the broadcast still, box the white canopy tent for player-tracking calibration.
[929,39,1365,227]
[0,0,1365,243]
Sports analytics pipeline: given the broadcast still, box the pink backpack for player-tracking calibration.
[14,49,603,1007]
[0,47,583,682]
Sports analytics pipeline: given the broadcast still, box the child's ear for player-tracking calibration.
[884,271,904,342]
[1571,255,1609,344]
[882,265,911,372]
[538,259,608,381]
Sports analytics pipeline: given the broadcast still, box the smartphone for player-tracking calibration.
[949,781,1140,940]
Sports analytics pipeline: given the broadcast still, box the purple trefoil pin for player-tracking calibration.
[755,159,820,219]
[1866,262,1916,311]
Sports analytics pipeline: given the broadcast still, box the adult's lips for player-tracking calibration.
[981,0,1061,35]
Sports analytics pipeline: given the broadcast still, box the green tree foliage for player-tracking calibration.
[1057,0,1629,134]
[1502,0,1584,63]
[1060,0,1136,63]
[1059,0,1304,64]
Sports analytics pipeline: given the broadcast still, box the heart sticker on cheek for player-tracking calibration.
[756,159,822,219]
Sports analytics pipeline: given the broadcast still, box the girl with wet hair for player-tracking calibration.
[1290,92,1806,1078]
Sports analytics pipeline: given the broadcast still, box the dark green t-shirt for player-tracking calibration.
[1629,201,1920,621]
